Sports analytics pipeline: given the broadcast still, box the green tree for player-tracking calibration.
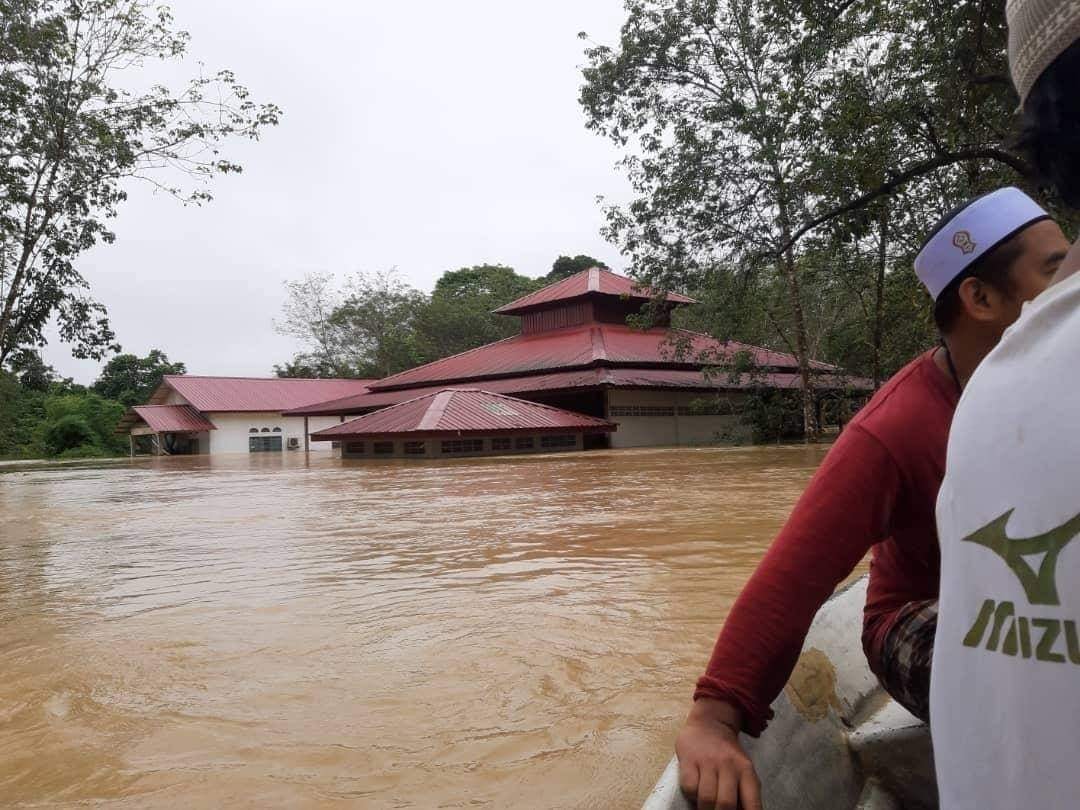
[0,0,280,366]
[276,270,427,379]
[581,0,840,437]
[41,390,124,455]
[579,0,1080,435]
[273,356,340,379]
[9,349,54,391]
[41,413,95,455]
[92,349,185,406]
[413,264,539,360]
[547,254,609,282]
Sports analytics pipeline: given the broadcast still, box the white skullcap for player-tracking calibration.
[915,187,1049,301]
[1007,0,1080,105]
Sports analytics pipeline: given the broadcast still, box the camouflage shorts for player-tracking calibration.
[878,599,938,722]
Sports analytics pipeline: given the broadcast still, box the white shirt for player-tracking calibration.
[932,270,1080,809]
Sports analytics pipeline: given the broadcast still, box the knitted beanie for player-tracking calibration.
[1007,0,1080,104]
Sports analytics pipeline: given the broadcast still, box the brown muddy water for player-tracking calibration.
[0,445,832,809]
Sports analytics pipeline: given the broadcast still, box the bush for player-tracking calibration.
[42,415,98,456]
[42,392,126,455]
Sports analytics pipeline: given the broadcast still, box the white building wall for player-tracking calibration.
[205,413,344,455]
[607,389,751,448]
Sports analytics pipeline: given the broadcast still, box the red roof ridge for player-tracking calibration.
[494,267,696,314]
[369,334,520,390]
[164,374,376,382]
[665,328,840,371]
[590,325,608,362]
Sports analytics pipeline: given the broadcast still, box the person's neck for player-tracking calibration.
[937,329,996,391]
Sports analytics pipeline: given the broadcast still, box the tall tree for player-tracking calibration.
[579,0,1080,435]
[0,0,279,366]
[413,264,539,360]
[275,270,427,379]
[91,348,185,406]
[581,0,838,437]
[547,254,609,282]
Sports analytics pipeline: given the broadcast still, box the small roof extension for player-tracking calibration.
[118,404,217,434]
[311,389,615,441]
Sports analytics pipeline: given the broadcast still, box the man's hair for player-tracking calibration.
[920,195,1038,332]
[1018,38,1080,209]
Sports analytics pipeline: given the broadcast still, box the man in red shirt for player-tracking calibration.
[675,188,1072,810]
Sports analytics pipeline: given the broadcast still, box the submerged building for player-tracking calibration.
[118,375,372,455]
[122,268,867,456]
[312,388,616,458]
[289,268,865,449]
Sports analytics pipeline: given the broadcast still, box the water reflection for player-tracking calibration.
[0,445,830,808]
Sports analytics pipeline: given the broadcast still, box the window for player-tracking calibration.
[514,437,534,450]
[345,441,365,454]
[272,427,282,433]
[540,434,576,449]
[249,428,259,434]
[261,427,271,433]
[373,441,394,455]
[491,437,512,451]
[249,436,283,453]
[608,405,676,417]
[404,441,427,455]
[441,439,484,454]
[676,403,724,416]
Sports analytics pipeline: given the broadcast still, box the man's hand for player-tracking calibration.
[674,698,763,810]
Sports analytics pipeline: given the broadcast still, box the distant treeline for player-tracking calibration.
[0,350,184,460]
[274,255,608,379]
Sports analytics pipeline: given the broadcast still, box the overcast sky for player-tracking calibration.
[47,1,631,384]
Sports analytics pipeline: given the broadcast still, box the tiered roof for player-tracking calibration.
[287,268,868,418]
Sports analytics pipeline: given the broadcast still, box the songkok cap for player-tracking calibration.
[1007,0,1080,104]
[915,187,1049,301]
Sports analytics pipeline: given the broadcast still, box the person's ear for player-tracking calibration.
[956,277,1000,323]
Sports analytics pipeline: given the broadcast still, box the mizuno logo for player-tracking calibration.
[962,509,1080,606]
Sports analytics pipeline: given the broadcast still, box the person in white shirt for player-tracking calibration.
[931,4,1080,808]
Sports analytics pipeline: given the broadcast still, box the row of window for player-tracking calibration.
[608,405,726,417]
[342,435,579,455]
[249,427,283,433]
[609,405,676,417]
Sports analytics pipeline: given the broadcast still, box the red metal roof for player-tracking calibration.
[155,376,374,412]
[311,389,615,440]
[364,324,835,393]
[131,405,217,433]
[289,368,870,416]
[494,267,697,314]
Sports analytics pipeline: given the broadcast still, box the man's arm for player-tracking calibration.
[678,425,900,809]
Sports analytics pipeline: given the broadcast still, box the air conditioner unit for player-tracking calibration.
[287,437,301,450]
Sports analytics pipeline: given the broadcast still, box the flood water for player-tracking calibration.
[1,445,832,809]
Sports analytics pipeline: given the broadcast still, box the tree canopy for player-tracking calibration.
[547,255,609,282]
[579,0,1080,434]
[91,349,186,407]
[0,0,279,367]
[276,263,548,379]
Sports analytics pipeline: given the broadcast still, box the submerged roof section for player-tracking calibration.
[154,376,374,412]
[311,389,615,439]
[364,324,837,393]
[494,267,697,314]
[121,405,218,433]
